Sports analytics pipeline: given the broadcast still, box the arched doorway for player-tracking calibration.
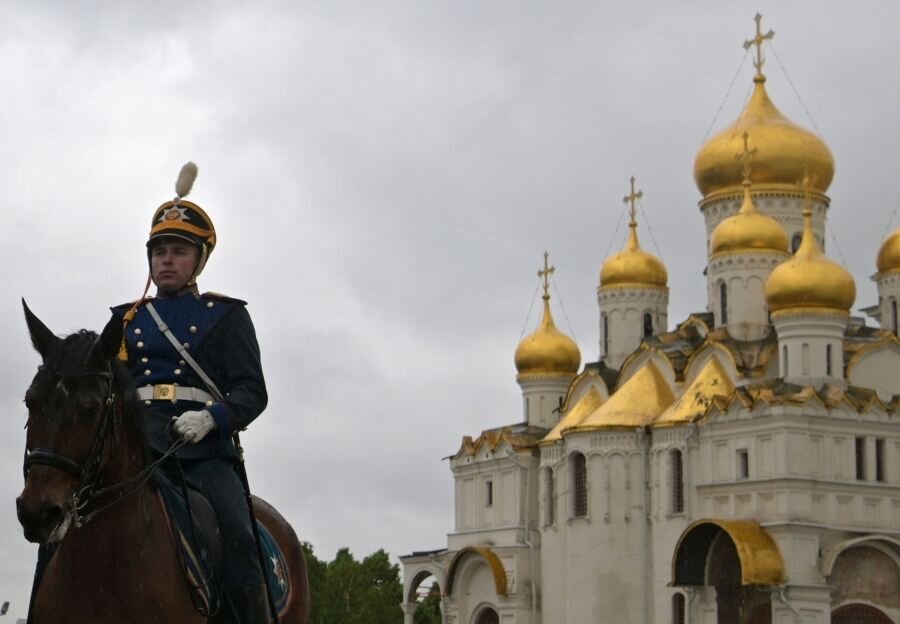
[474,607,499,624]
[832,603,893,624]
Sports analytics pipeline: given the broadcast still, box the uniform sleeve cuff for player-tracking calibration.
[206,403,233,440]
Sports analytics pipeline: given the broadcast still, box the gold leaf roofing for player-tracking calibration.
[572,361,674,431]
[541,386,605,445]
[655,357,735,428]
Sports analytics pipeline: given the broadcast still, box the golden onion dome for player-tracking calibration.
[694,77,834,197]
[710,178,789,255]
[600,220,668,288]
[876,228,900,274]
[515,294,581,376]
[765,204,855,313]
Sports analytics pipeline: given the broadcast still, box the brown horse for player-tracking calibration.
[16,303,309,624]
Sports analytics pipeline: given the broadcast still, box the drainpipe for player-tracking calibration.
[507,449,538,624]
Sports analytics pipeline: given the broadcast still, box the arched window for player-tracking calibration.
[602,313,609,355]
[826,344,833,377]
[671,449,684,514]
[543,467,556,526]
[802,342,810,375]
[892,299,898,334]
[570,452,588,518]
[671,593,686,624]
[782,345,789,377]
[791,233,802,253]
[643,312,653,337]
[719,282,728,325]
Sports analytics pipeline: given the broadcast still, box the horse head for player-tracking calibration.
[16,300,124,544]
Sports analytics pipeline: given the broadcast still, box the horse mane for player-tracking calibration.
[43,330,145,449]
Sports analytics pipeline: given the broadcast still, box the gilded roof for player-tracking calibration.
[514,295,581,377]
[571,361,674,431]
[452,423,546,460]
[765,205,856,313]
[709,180,789,256]
[655,357,735,427]
[599,221,668,289]
[693,78,834,197]
[541,386,605,445]
[876,228,900,274]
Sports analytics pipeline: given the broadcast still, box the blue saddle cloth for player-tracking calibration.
[154,471,292,619]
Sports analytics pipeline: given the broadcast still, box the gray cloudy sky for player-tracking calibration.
[2,0,899,617]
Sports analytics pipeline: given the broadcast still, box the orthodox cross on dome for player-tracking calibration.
[735,131,758,183]
[623,176,643,226]
[538,251,555,298]
[743,13,774,80]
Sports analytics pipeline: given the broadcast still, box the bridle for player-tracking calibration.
[23,364,186,528]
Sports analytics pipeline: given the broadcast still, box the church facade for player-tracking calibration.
[401,17,900,624]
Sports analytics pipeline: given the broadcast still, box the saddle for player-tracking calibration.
[152,471,292,620]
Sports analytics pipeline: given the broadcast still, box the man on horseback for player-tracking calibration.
[106,163,273,624]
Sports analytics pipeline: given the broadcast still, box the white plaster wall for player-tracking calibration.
[518,375,573,429]
[877,272,900,332]
[707,252,786,338]
[773,312,848,383]
[597,286,668,368]
[848,346,900,401]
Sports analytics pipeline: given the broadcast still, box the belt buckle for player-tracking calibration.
[153,384,176,401]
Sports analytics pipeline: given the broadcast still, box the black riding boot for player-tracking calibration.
[230,584,273,624]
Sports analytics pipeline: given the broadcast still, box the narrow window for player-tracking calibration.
[802,343,810,375]
[876,438,885,482]
[602,313,609,356]
[791,233,802,253]
[893,299,898,334]
[544,467,556,525]
[671,450,684,513]
[643,312,653,338]
[672,593,686,624]
[719,282,728,325]
[855,437,866,481]
[826,344,833,377]
[485,480,493,506]
[782,345,789,377]
[571,453,588,518]
[737,449,749,479]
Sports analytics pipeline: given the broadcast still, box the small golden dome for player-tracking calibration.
[876,228,900,274]
[765,204,855,313]
[710,179,789,255]
[694,78,834,197]
[515,295,581,376]
[600,221,668,288]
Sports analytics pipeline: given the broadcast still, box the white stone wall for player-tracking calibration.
[772,311,848,384]
[876,271,900,333]
[517,374,573,429]
[700,190,829,256]
[597,285,668,368]
[707,251,787,338]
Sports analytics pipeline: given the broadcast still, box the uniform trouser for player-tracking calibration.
[176,456,266,591]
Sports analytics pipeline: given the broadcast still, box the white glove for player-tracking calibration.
[173,409,216,443]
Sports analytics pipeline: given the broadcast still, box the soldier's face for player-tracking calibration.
[150,239,200,293]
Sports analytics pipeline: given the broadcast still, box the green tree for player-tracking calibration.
[413,583,442,624]
[310,546,403,624]
[300,542,327,623]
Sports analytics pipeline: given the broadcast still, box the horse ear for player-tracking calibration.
[93,314,124,363]
[22,299,59,360]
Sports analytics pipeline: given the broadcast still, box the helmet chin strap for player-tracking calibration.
[188,244,209,286]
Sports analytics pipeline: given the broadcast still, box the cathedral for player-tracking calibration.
[400,16,900,624]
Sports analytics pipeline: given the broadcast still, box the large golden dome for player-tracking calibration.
[694,77,834,197]
[515,294,581,377]
[876,228,900,274]
[765,206,855,313]
[710,179,789,255]
[600,221,668,288]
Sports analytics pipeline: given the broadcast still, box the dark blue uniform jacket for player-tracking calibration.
[111,291,267,460]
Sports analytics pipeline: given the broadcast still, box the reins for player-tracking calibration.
[23,365,188,529]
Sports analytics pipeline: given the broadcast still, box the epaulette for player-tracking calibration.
[110,296,154,315]
[202,291,247,306]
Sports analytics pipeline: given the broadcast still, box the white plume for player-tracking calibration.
[174,162,199,199]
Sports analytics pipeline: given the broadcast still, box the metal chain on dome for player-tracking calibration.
[880,194,900,241]
[600,200,628,263]
[769,42,825,138]
[824,214,849,266]
[637,197,665,260]
[551,276,579,344]
[518,279,542,340]
[698,48,750,146]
